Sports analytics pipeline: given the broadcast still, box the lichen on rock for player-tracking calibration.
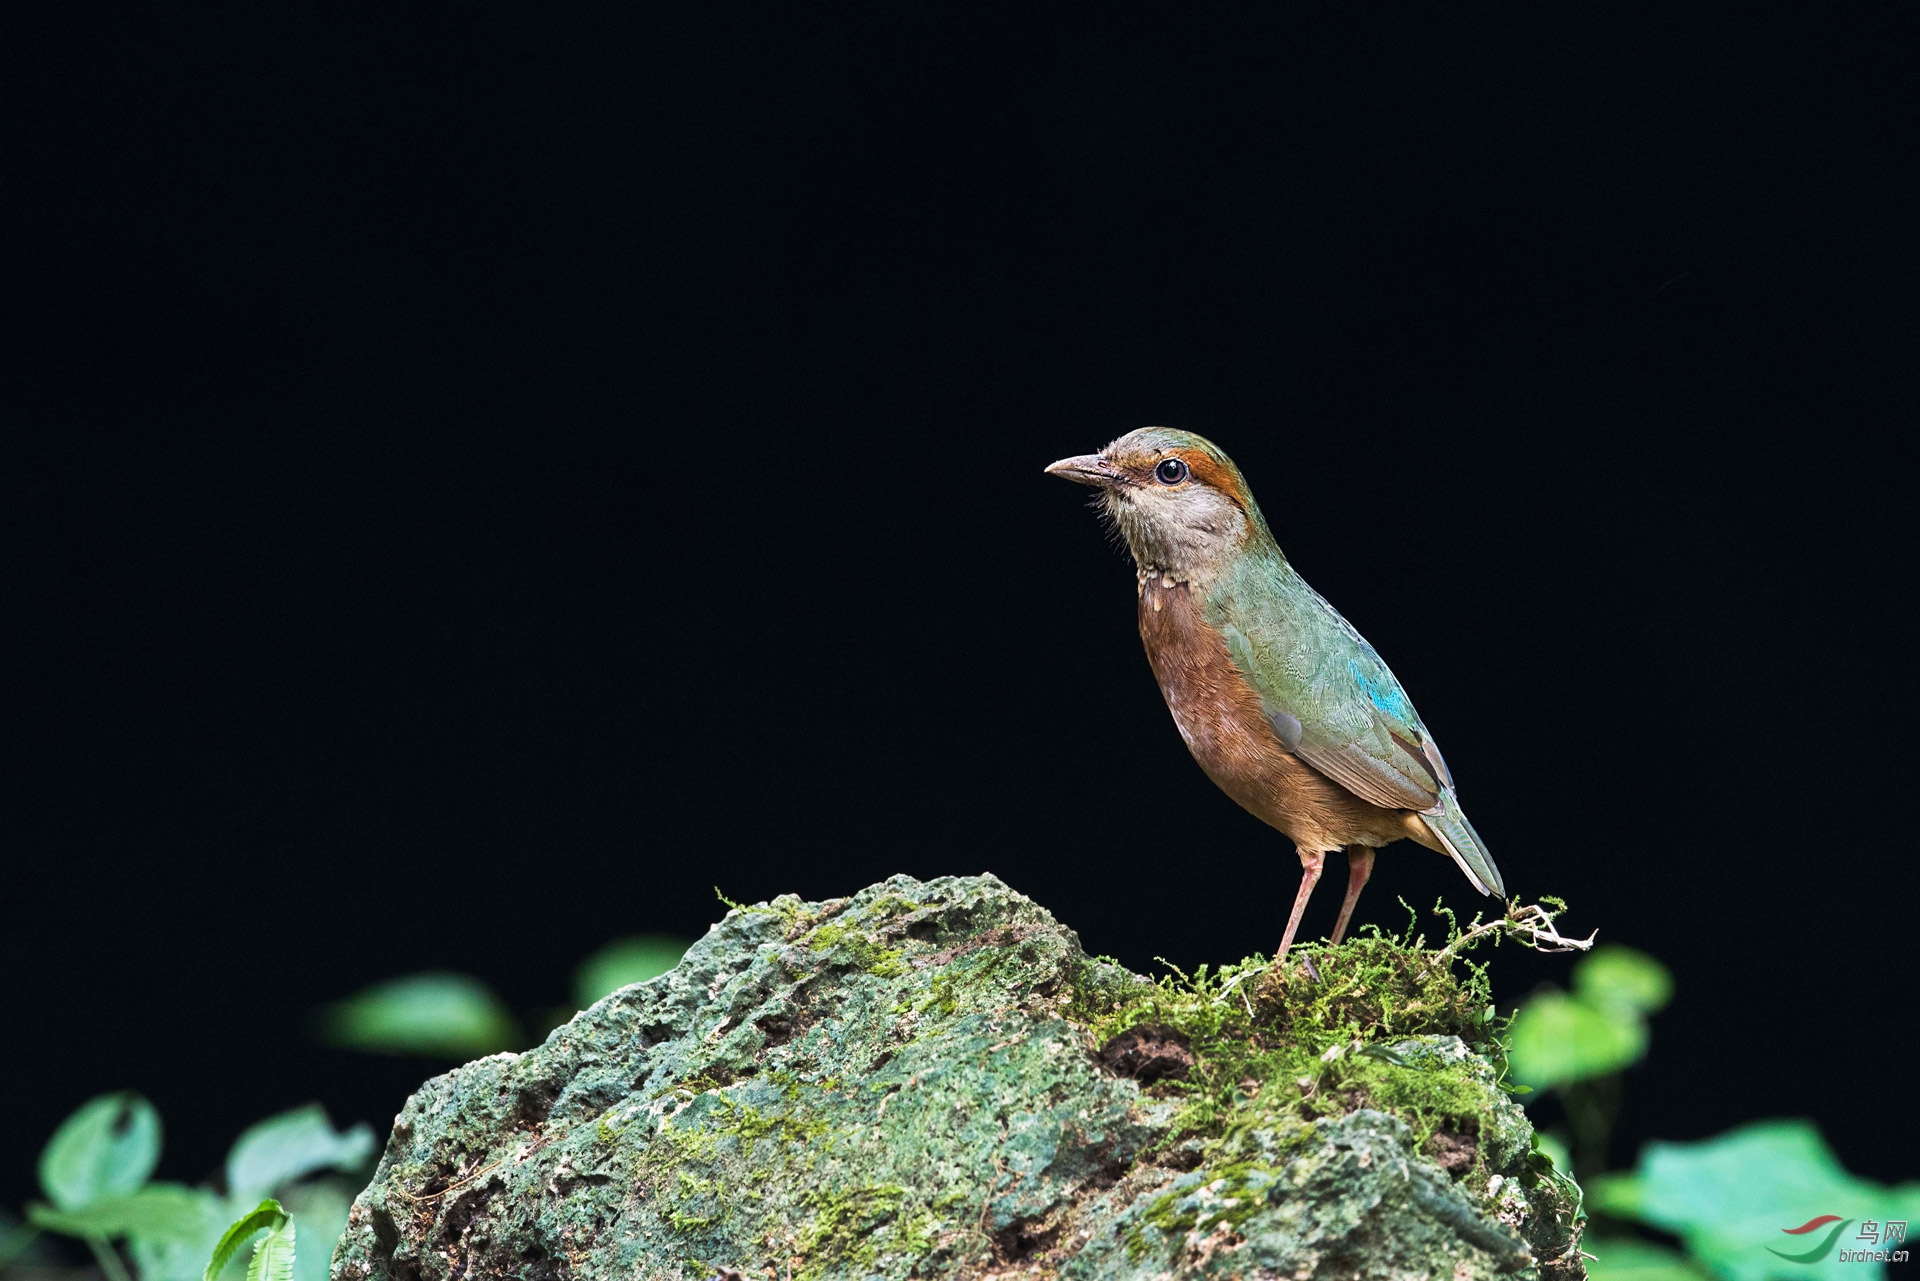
[331,875,1583,1281]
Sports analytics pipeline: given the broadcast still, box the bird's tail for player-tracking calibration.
[1419,795,1506,899]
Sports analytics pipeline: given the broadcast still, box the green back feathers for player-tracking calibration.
[1203,528,1506,897]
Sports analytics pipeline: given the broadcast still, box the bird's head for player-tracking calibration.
[1046,427,1272,585]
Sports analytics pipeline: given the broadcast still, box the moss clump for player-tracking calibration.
[715,888,818,936]
[794,1184,917,1279]
[1071,903,1523,1176]
[709,1094,828,1147]
[1127,1160,1287,1260]
[806,920,906,977]
[1252,913,1499,1046]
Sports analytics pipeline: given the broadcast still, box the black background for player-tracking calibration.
[5,6,1914,1212]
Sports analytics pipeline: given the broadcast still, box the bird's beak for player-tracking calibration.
[1044,454,1123,487]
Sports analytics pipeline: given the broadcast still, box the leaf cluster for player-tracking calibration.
[9,928,699,1281]
[9,1096,372,1281]
[1585,1121,1920,1281]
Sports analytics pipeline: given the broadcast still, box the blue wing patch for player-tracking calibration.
[1347,658,1413,722]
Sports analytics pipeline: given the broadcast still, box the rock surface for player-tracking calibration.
[331,875,1582,1281]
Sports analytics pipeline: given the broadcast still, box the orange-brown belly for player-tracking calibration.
[1137,577,1420,854]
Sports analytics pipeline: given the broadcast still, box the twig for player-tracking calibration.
[1431,900,1595,967]
[1214,968,1257,1017]
[392,1156,507,1205]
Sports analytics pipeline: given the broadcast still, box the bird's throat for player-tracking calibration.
[1105,485,1267,591]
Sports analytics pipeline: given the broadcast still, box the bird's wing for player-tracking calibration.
[1210,556,1508,898]
[1211,563,1450,815]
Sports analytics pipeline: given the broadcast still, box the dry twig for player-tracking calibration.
[1431,899,1595,967]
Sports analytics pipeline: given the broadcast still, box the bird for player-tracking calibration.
[1046,427,1505,964]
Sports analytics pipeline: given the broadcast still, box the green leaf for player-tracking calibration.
[135,1234,222,1281]
[130,1211,232,1281]
[318,973,520,1056]
[204,1201,286,1281]
[1583,1238,1705,1281]
[1506,990,1647,1088]
[1533,1129,1573,1176]
[28,1184,225,1244]
[245,1214,295,1281]
[573,936,689,1008]
[1592,1119,1920,1281]
[1574,945,1673,1016]
[225,1106,376,1201]
[38,1093,163,1210]
[1504,948,1673,1093]
[278,1181,353,1281]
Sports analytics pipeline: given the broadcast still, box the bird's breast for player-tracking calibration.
[1137,576,1399,852]
[1137,577,1281,777]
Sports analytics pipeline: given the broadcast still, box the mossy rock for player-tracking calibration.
[330,875,1583,1281]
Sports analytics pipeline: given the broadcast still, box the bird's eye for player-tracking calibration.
[1154,458,1189,485]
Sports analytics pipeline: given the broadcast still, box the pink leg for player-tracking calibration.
[1275,848,1326,965]
[1330,846,1376,945]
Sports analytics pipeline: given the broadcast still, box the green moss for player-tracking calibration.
[1070,905,1513,1170]
[908,939,1024,1025]
[915,970,962,1020]
[654,1115,720,1165]
[1297,1046,1500,1145]
[717,887,825,940]
[1076,910,1496,1050]
[1128,1161,1284,1260]
[795,1184,910,1279]
[709,1092,829,1147]
[806,922,906,977]
[758,889,928,979]
[764,1069,805,1103]
[667,1170,724,1235]
[860,893,924,920]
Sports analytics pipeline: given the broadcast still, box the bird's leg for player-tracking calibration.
[1275,848,1325,966]
[1329,845,1376,946]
